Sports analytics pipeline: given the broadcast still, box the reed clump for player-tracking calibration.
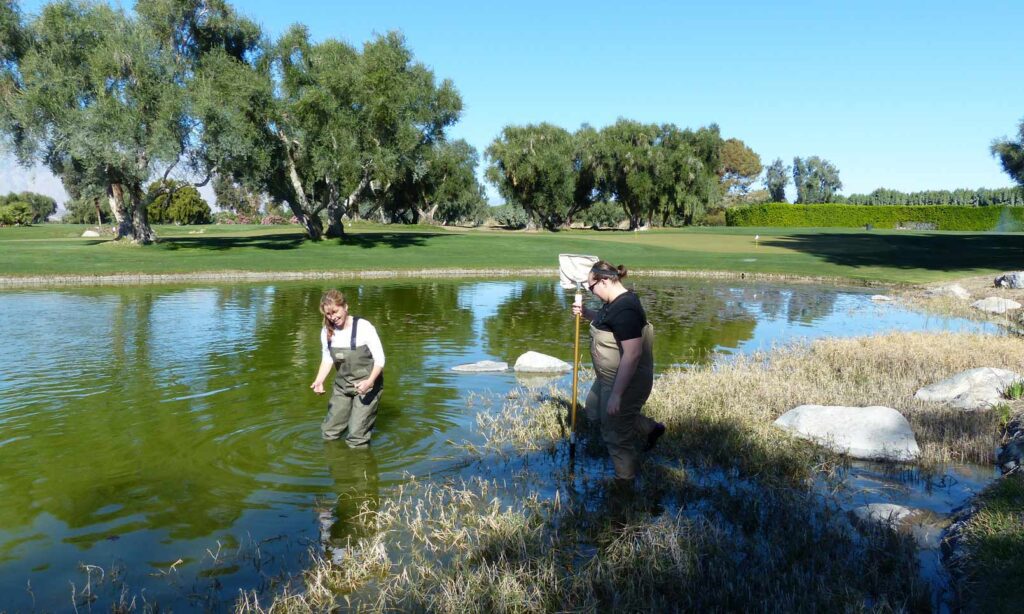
[238,469,930,613]
[949,472,1024,613]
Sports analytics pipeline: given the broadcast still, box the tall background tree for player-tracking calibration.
[764,158,790,202]
[793,156,842,203]
[3,0,258,243]
[485,123,580,230]
[377,139,485,225]
[591,119,660,230]
[196,27,463,239]
[0,191,56,222]
[719,138,762,197]
[992,118,1024,188]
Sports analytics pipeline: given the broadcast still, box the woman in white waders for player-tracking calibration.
[310,290,385,446]
[572,261,665,483]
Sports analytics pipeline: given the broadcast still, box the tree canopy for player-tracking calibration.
[719,138,762,196]
[992,118,1024,188]
[196,26,470,239]
[793,156,842,203]
[3,0,259,243]
[763,158,790,202]
[0,191,56,222]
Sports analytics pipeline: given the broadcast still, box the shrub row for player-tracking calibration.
[726,203,1024,231]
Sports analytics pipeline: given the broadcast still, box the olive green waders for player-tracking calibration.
[323,317,382,447]
[584,323,658,480]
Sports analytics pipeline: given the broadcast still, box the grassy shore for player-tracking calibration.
[1,223,1022,285]
[239,331,1022,612]
[950,472,1024,613]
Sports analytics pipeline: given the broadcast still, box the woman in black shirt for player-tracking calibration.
[572,260,665,482]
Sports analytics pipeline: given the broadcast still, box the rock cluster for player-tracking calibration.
[994,271,1024,289]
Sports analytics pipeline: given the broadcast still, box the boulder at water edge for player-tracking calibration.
[773,405,920,461]
[513,351,572,373]
[925,284,970,300]
[451,360,508,373]
[870,295,894,302]
[914,367,1022,410]
[971,296,1022,314]
[994,271,1024,289]
[853,503,913,525]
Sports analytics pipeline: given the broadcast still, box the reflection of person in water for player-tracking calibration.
[572,261,665,483]
[310,290,385,446]
[319,445,381,562]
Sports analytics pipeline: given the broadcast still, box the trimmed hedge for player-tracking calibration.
[726,203,1024,231]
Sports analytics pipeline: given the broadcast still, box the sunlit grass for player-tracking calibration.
[1,223,1021,284]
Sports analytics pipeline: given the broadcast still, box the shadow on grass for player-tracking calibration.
[340,232,442,249]
[764,232,1024,271]
[163,232,443,251]
[164,232,306,251]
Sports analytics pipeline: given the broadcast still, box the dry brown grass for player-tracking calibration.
[237,472,930,613]
[646,331,1024,475]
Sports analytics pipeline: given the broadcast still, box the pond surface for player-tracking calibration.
[0,279,998,610]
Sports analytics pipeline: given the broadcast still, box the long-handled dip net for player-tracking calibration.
[558,254,599,458]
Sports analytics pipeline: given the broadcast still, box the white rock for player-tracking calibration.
[513,351,572,373]
[870,295,894,302]
[925,284,970,300]
[81,230,101,237]
[451,360,508,373]
[994,271,1024,289]
[853,503,914,525]
[774,405,920,461]
[971,296,1022,314]
[914,367,1022,410]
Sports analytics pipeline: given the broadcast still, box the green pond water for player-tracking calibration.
[0,279,998,610]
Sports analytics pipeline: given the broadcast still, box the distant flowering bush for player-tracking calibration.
[260,214,289,225]
[214,212,296,225]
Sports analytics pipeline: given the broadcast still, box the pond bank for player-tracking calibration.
[0,267,891,288]
[242,331,1023,612]
[896,273,1024,331]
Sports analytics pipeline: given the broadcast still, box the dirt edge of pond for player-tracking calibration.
[0,268,892,289]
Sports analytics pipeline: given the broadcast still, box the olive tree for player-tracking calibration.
[4,0,257,243]
[992,118,1024,187]
[197,28,462,239]
[486,123,579,230]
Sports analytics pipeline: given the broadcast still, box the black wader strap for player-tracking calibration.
[350,316,360,350]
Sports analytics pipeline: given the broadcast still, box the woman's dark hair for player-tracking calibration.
[591,260,627,280]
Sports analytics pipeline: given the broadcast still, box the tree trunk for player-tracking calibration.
[325,201,345,238]
[331,174,371,231]
[278,129,323,240]
[415,202,439,225]
[108,183,133,239]
[128,184,157,244]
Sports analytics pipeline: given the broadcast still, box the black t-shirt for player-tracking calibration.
[593,291,647,342]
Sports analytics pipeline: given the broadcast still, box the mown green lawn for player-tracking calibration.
[1,223,1021,284]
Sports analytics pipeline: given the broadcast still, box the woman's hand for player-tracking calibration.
[606,393,621,416]
[571,303,583,317]
[355,379,374,395]
[310,380,325,395]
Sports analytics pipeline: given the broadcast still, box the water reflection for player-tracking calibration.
[0,279,999,610]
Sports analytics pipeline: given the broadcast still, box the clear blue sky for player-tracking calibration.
[4,0,1023,204]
